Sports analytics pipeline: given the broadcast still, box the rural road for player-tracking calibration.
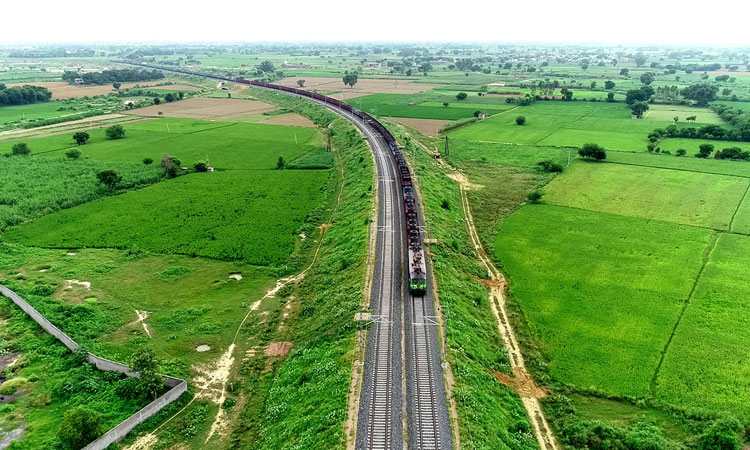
[116,61,452,450]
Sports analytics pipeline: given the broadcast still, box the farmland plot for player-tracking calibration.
[494,204,711,396]
[542,161,749,230]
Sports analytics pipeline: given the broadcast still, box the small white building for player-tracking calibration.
[74,78,84,85]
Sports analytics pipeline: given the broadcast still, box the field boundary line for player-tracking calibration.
[605,159,750,180]
[532,105,599,146]
[729,181,750,232]
[649,231,719,396]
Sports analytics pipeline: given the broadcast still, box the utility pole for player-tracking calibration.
[444,135,449,156]
[327,132,332,152]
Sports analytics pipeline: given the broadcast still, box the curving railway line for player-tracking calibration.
[115,62,452,449]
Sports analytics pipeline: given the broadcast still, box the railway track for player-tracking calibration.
[114,61,451,449]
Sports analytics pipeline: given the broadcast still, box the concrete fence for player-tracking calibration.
[0,284,188,449]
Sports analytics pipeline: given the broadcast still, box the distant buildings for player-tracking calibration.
[281,61,311,69]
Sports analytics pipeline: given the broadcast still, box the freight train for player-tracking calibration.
[117,62,428,296]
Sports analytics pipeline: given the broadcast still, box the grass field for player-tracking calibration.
[730,193,750,234]
[542,161,749,230]
[643,104,723,124]
[348,92,513,120]
[0,98,125,130]
[448,102,721,152]
[655,233,750,419]
[443,139,572,168]
[657,138,750,156]
[495,204,711,397]
[5,170,329,266]
[606,151,750,178]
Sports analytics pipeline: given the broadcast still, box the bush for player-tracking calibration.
[441,199,450,210]
[11,142,30,156]
[698,419,742,450]
[696,143,714,158]
[143,157,153,165]
[537,160,563,173]
[516,116,526,125]
[715,147,750,161]
[65,149,81,160]
[58,407,104,450]
[676,149,687,157]
[222,397,237,409]
[194,161,208,172]
[72,131,90,145]
[456,92,468,101]
[104,124,125,140]
[96,170,122,190]
[527,191,543,203]
[579,143,607,161]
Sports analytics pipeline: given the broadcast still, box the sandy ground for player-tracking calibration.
[263,113,316,127]
[387,117,451,136]
[0,114,138,141]
[265,342,293,357]
[276,76,438,100]
[125,97,277,120]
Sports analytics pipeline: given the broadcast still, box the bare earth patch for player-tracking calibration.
[263,113,316,128]
[276,76,438,100]
[126,97,277,120]
[387,117,451,136]
[264,342,293,357]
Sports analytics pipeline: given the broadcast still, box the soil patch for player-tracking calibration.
[265,342,293,357]
[263,113,316,128]
[126,97,277,120]
[387,117,451,136]
[229,273,243,281]
[196,345,211,352]
[0,423,26,450]
[0,353,20,371]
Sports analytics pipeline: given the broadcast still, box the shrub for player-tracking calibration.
[715,147,750,160]
[696,143,714,158]
[11,142,30,156]
[578,143,607,161]
[96,170,122,190]
[222,397,237,409]
[58,407,104,450]
[441,199,450,210]
[676,149,687,157]
[516,116,526,125]
[698,419,742,450]
[143,157,153,165]
[527,191,543,203]
[65,149,81,160]
[30,284,54,296]
[455,92,468,101]
[72,131,90,145]
[104,124,125,140]
[537,160,563,173]
[194,161,208,172]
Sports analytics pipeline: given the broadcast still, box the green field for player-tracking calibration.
[6,170,328,266]
[731,193,750,234]
[495,204,711,396]
[655,233,750,418]
[542,161,749,230]
[0,98,124,130]
[443,139,572,168]
[448,101,721,152]
[643,104,723,124]
[348,92,513,120]
[657,138,750,156]
[606,150,750,178]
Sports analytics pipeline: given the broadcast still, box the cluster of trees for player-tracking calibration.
[579,143,606,160]
[62,69,164,85]
[712,103,750,129]
[650,122,750,143]
[0,84,52,106]
[680,83,719,106]
[625,86,655,118]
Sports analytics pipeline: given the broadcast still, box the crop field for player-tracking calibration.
[442,139,571,169]
[731,194,750,235]
[657,138,750,155]
[0,157,162,228]
[448,101,722,151]
[348,92,513,120]
[542,161,750,230]
[0,98,123,130]
[643,104,723,123]
[606,151,750,177]
[495,204,711,396]
[654,233,750,418]
[5,170,328,266]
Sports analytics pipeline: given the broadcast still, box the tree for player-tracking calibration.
[676,149,687,157]
[65,149,81,160]
[342,72,358,88]
[516,116,526,125]
[58,407,104,449]
[722,88,731,96]
[11,142,30,156]
[604,80,616,90]
[164,93,175,102]
[634,54,648,66]
[259,60,275,72]
[105,124,125,140]
[696,143,714,158]
[194,161,208,172]
[73,131,90,145]
[630,101,649,118]
[297,79,305,87]
[112,82,121,90]
[143,157,153,165]
[606,92,616,102]
[276,156,285,169]
[640,72,655,85]
[96,170,122,190]
[579,143,607,160]
[680,83,719,106]
[560,87,573,101]
[161,153,181,177]
[455,92,468,101]
[153,97,161,105]
[537,160,563,173]
[131,347,163,400]
[620,68,629,76]
[442,102,449,107]
[625,86,655,104]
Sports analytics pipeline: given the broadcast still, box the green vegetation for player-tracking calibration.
[6,170,328,266]
[0,84,51,106]
[495,204,711,396]
[347,93,512,120]
[542,162,749,229]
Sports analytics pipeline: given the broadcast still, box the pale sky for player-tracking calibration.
[2,0,749,46]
